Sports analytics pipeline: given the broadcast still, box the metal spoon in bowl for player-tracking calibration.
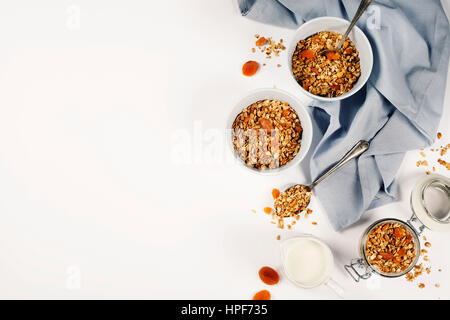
[277,140,370,214]
[319,0,373,57]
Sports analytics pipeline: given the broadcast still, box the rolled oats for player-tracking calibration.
[291,31,361,97]
[232,100,303,170]
[365,222,416,275]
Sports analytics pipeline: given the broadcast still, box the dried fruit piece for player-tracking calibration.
[258,266,280,285]
[253,290,271,300]
[326,51,340,60]
[437,132,442,139]
[259,118,274,132]
[264,207,272,215]
[272,188,280,200]
[300,50,315,60]
[256,37,267,47]
[242,60,259,77]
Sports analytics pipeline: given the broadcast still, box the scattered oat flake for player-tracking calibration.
[420,152,426,157]
[425,242,431,248]
[251,209,256,213]
[277,64,281,67]
[416,160,428,167]
[419,283,425,289]
[435,283,440,288]
[276,235,281,240]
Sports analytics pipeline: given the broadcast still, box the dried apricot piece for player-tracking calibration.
[258,266,279,285]
[326,51,340,60]
[263,207,272,214]
[394,228,405,239]
[272,188,280,200]
[259,118,274,132]
[253,290,271,300]
[379,253,394,260]
[256,37,267,47]
[242,60,259,77]
[300,50,315,60]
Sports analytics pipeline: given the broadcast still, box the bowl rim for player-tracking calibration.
[286,16,374,102]
[227,88,313,176]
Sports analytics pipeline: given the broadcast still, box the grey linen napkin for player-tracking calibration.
[238,0,450,230]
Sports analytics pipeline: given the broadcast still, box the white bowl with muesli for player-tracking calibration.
[287,17,373,101]
[228,88,313,175]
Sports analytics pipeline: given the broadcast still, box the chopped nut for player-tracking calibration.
[425,242,431,248]
[418,283,425,289]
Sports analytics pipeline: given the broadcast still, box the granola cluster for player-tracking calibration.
[365,222,416,275]
[232,100,303,170]
[292,31,361,97]
[253,35,286,59]
[274,185,311,218]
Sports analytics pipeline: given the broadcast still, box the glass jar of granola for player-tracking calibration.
[345,174,450,282]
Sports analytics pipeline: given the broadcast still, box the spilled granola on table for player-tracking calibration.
[365,222,416,274]
[292,31,361,97]
[232,100,302,170]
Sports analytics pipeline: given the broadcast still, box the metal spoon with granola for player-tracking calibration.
[275,141,369,217]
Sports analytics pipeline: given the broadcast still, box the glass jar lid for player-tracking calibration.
[410,174,450,232]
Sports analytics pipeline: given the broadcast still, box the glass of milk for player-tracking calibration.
[280,235,344,297]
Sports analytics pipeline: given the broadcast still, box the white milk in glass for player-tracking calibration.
[281,237,334,288]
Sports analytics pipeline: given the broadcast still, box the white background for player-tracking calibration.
[0,0,449,299]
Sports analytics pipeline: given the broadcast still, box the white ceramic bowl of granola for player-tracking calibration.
[228,88,313,175]
[287,16,373,102]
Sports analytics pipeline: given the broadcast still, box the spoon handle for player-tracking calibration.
[337,0,373,50]
[310,140,370,189]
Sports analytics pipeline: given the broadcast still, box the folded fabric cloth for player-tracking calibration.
[238,0,450,230]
